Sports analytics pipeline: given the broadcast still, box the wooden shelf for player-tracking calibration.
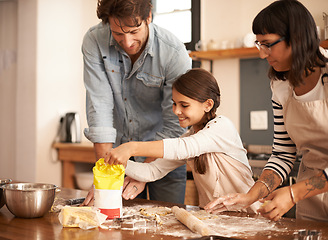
[189,40,328,62]
[321,39,328,49]
[189,47,259,61]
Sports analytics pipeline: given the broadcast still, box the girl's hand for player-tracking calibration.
[122,176,146,200]
[257,186,295,221]
[204,193,254,213]
[105,143,133,167]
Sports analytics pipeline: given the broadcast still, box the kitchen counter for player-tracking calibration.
[53,142,199,206]
[1,187,328,240]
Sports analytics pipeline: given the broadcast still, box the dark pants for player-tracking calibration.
[136,164,187,204]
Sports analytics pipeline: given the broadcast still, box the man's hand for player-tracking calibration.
[80,186,94,206]
[122,176,146,200]
[94,142,113,160]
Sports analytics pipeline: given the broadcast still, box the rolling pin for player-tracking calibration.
[171,206,212,236]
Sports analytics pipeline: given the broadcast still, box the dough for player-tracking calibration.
[139,206,172,217]
[190,210,218,220]
[260,200,271,208]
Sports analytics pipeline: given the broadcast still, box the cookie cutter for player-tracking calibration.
[113,214,157,229]
[293,229,322,240]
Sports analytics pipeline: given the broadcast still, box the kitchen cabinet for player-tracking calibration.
[53,142,95,189]
[53,142,198,205]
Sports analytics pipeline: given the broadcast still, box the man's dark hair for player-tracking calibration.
[97,0,152,28]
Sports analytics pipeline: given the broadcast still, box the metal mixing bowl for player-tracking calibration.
[0,179,12,209]
[1,183,57,218]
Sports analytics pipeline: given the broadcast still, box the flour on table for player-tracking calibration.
[119,204,288,238]
[190,210,218,220]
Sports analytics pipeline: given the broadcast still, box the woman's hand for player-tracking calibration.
[105,143,134,167]
[204,193,254,213]
[80,186,94,206]
[122,176,146,200]
[257,186,295,221]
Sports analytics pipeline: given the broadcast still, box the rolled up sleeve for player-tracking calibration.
[82,26,116,143]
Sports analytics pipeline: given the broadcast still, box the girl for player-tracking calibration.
[205,0,328,222]
[107,68,260,212]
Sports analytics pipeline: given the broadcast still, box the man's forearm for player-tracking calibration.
[94,142,113,160]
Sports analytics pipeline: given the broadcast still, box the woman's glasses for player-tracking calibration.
[254,37,285,54]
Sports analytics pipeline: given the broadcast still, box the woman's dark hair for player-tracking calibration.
[173,68,221,174]
[252,0,327,87]
[97,0,152,28]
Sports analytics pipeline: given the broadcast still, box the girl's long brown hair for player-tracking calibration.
[173,68,221,174]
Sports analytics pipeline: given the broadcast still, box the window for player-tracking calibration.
[152,0,200,51]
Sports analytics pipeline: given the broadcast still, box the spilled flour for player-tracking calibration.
[116,204,288,238]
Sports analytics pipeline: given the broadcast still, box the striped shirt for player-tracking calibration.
[264,72,327,182]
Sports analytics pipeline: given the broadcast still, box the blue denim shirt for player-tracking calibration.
[82,22,191,152]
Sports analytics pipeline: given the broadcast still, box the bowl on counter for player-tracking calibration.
[75,172,93,190]
[0,179,12,209]
[1,183,57,218]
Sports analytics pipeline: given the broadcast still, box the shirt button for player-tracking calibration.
[129,119,132,123]
[124,98,127,101]
[207,126,210,128]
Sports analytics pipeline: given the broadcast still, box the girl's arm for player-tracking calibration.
[108,116,238,167]
[106,140,164,166]
[106,140,186,183]
[204,169,281,213]
[125,157,186,182]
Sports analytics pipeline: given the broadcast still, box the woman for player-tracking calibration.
[205,0,328,221]
[106,68,260,212]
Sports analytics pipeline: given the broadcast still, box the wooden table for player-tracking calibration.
[53,142,96,188]
[0,188,328,240]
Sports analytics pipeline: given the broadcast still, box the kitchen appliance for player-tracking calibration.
[59,112,81,143]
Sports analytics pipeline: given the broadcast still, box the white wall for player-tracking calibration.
[0,0,327,185]
[0,0,99,185]
[200,0,328,131]
[15,0,38,183]
[0,1,18,179]
[34,0,99,184]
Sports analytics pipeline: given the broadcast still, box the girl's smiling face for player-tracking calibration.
[172,88,213,132]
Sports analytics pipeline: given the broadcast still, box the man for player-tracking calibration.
[82,0,191,204]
